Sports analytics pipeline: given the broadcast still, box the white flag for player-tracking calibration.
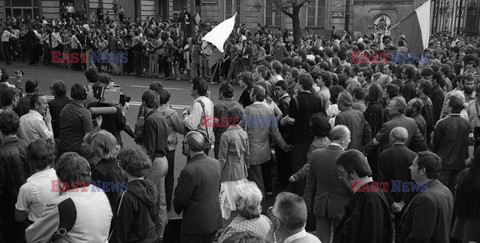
[202,13,236,53]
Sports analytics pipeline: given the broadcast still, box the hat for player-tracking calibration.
[306,55,315,62]
[82,24,90,32]
[399,35,406,39]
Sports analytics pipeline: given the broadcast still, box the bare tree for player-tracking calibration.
[271,0,309,48]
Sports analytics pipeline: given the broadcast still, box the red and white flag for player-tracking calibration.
[391,0,431,53]
[202,13,236,53]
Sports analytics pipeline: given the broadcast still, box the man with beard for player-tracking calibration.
[406,98,427,142]
[463,75,476,104]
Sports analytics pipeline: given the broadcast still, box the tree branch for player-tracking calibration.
[272,0,294,17]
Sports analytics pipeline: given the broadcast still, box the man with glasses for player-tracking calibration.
[269,192,321,243]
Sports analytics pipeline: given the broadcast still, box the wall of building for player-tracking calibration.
[352,0,416,37]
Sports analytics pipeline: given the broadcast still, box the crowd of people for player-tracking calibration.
[1,5,480,243]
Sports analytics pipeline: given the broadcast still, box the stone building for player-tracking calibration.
[1,0,477,37]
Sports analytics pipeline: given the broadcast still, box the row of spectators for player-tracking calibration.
[2,17,480,243]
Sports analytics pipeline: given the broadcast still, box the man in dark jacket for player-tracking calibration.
[431,95,469,195]
[364,97,427,156]
[110,146,162,242]
[335,91,371,151]
[402,64,417,103]
[275,80,292,187]
[304,125,351,243]
[140,90,169,238]
[0,111,29,243]
[377,127,417,229]
[399,151,453,243]
[334,150,394,243]
[286,73,324,195]
[174,131,222,243]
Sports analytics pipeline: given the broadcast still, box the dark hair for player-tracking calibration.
[416,151,442,179]
[418,80,432,96]
[298,73,314,90]
[71,83,88,100]
[227,105,244,126]
[310,113,330,137]
[455,148,480,220]
[98,73,113,85]
[142,90,159,109]
[274,192,307,231]
[432,72,446,89]
[159,89,171,105]
[219,82,234,98]
[118,146,152,177]
[0,111,19,135]
[420,67,434,77]
[275,80,287,90]
[28,138,56,171]
[238,72,255,89]
[1,68,9,82]
[366,83,383,105]
[404,64,416,80]
[0,87,18,107]
[192,77,209,96]
[329,85,345,104]
[386,83,400,99]
[448,95,464,113]
[352,87,365,100]
[56,153,91,189]
[252,85,266,102]
[30,93,45,110]
[51,80,67,97]
[24,79,39,93]
[84,68,99,83]
[149,81,164,94]
[335,149,372,177]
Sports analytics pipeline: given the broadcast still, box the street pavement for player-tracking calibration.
[4,62,285,221]
[4,62,247,216]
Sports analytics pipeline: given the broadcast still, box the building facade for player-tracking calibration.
[1,0,477,37]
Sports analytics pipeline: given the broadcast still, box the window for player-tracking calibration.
[225,0,241,22]
[4,0,40,18]
[306,0,325,28]
[265,0,282,26]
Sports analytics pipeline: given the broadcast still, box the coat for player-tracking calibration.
[335,107,372,151]
[173,153,222,235]
[333,182,394,243]
[109,179,161,243]
[398,179,454,243]
[304,145,351,219]
[364,114,427,155]
[377,144,417,204]
[243,102,287,165]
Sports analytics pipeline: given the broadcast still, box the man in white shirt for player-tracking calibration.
[183,77,214,154]
[26,154,112,242]
[19,94,53,142]
[2,27,17,64]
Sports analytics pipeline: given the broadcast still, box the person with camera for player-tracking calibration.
[87,74,134,147]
